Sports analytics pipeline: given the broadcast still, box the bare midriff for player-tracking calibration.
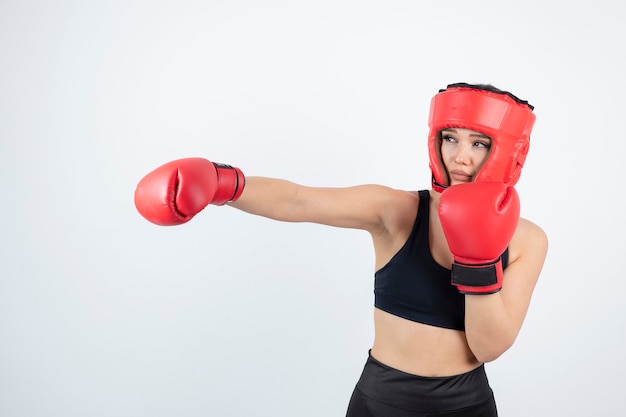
[370,308,482,377]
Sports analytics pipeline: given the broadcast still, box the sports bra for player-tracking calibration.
[374,190,509,331]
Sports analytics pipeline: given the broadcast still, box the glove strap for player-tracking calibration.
[451,257,503,295]
[211,163,246,206]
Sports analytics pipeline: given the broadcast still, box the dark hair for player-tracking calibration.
[441,82,534,110]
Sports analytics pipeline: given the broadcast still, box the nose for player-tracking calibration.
[454,144,471,164]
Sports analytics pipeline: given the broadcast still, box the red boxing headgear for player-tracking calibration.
[428,83,536,193]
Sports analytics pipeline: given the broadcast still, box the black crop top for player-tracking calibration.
[374,190,509,331]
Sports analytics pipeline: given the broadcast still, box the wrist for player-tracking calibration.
[451,257,503,295]
[211,163,246,205]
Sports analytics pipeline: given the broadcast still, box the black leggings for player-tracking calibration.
[346,352,498,417]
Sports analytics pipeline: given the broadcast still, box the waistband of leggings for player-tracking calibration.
[355,351,494,413]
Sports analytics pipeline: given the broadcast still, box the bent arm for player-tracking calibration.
[463,219,548,362]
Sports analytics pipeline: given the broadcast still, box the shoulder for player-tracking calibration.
[508,217,548,270]
[515,218,548,248]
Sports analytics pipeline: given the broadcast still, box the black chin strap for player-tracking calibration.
[432,175,448,192]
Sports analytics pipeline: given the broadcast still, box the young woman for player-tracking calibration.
[134,83,548,416]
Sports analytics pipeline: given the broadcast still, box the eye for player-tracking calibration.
[474,140,491,149]
[441,135,457,143]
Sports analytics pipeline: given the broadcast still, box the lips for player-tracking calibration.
[449,170,472,181]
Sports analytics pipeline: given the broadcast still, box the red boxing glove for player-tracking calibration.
[438,182,520,294]
[134,157,245,226]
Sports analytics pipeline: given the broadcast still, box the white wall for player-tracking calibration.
[1,1,624,415]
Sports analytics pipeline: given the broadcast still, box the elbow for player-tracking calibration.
[473,350,505,364]
[470,338,515,363]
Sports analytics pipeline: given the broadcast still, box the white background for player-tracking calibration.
[1,1,625,416]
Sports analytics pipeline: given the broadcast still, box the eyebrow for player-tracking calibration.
[441,128,492,140]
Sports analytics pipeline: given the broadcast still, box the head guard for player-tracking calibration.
[428,83,536,193]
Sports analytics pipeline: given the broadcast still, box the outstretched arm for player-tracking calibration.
[134,157,416,239]
[230,176,422,272]
[230,176,407,234]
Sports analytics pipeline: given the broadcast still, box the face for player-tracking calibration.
[439,128,492,186]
